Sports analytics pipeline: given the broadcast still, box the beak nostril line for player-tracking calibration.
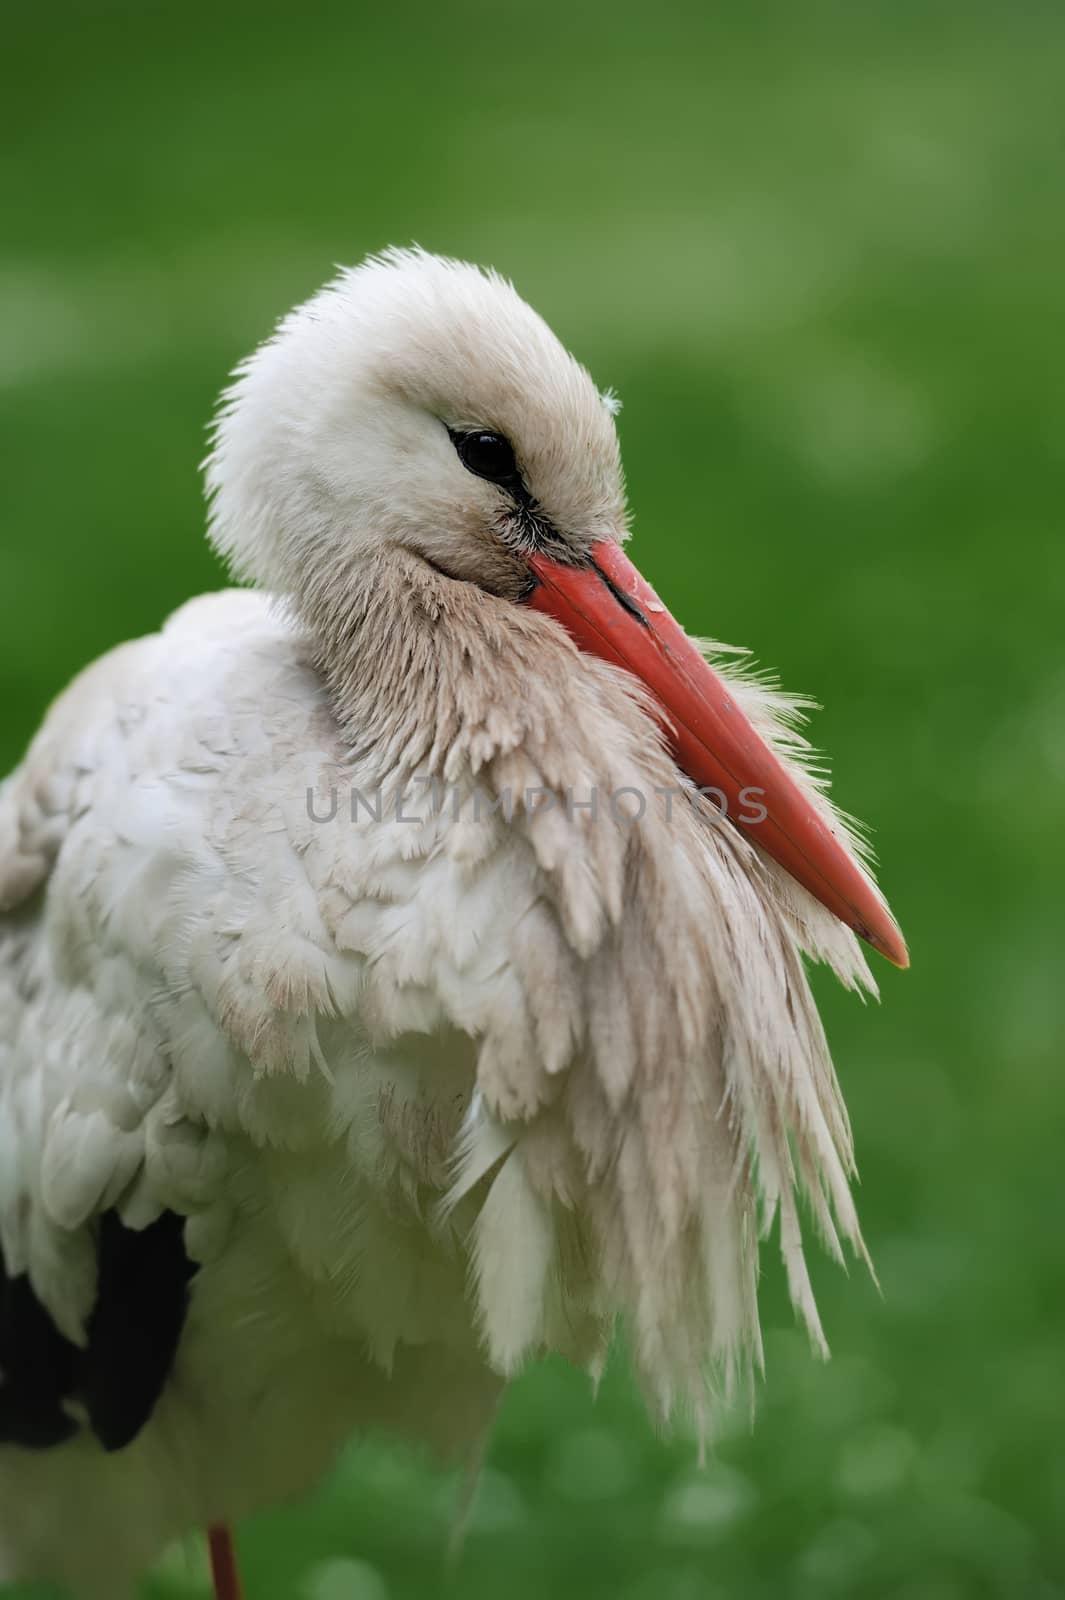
[590,557,650,628]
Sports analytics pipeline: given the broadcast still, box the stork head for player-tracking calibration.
[206,247,626,601]
[205,248,906,968]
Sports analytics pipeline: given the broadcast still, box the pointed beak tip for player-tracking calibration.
[867,922,910,970]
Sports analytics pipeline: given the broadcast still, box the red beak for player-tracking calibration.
[526,540,907,969]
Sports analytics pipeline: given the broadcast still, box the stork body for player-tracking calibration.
[0,252,903,1596]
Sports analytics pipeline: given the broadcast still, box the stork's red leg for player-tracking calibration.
[207,1524,244,1600]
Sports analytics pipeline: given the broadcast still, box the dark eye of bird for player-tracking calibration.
[451,429,521,488]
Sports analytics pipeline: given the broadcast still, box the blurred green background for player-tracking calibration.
[2,0,1062,1596]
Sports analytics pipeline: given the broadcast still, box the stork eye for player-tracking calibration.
[451,429,521,487]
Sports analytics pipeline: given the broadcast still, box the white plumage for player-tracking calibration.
[0,250,901,1596]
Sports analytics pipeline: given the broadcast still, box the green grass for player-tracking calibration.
[3,1,1063,1595]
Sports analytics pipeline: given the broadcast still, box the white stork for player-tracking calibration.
[0,249,906,1599]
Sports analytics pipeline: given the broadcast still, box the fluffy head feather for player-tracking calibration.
[206,248,627,602]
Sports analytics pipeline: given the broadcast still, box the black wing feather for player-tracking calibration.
[0,1209,195,1454]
